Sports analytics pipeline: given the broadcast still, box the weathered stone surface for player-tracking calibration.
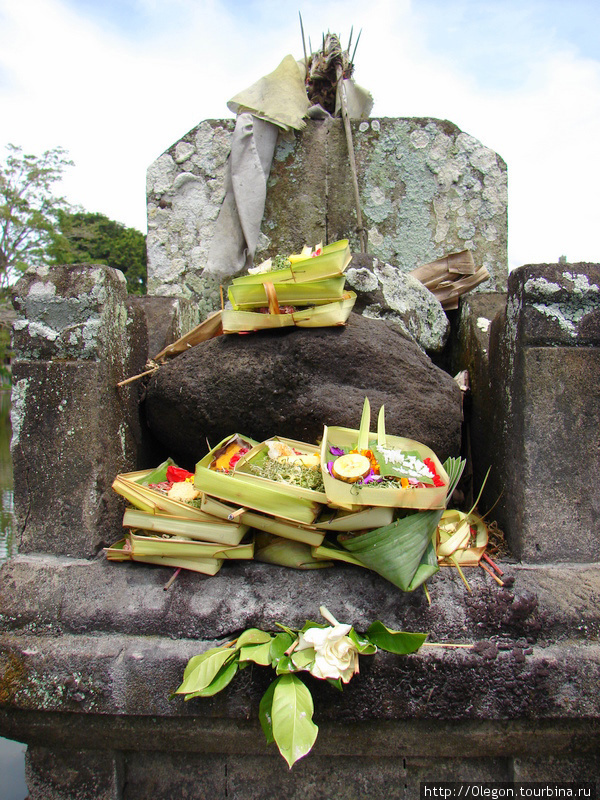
[143,312,462,468]
[347,253,451,353]
[508,263,600,346]
[452,292,506,503]
[3,556,600,652]
[10,362,140,557]
[3,707,599,765]
[146,119,235,313]
[26,746,123,800]
[487,264,600,562]
[504,346,600,562]
[10,265,149,558]
[146,118,508,306]
[2,552,600,777]
[130,295,201,359]
[12,264,132,364]
[123,752,226,799]
[2,604,600,725]
[513,753,600,780]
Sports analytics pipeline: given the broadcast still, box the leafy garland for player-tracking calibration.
[173,606,427,768]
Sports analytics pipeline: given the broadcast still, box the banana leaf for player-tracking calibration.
[200,495,325,546]
[231,239,351,286]
[124,531,254,559]
[228,276,347,310]
[152,311,224,363]
[310,543,368,568]
[314,505,394,531]
[254,533,333,569]
[339,510,443,591]
[122,507,249,546]
[221,291,356,333]
[104,539,223,575]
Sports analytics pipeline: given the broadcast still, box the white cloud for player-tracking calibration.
[1,0,599,270]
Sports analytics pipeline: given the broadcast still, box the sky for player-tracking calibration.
[0,0,599,270]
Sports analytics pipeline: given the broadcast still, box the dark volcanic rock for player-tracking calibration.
[144,313,462,467]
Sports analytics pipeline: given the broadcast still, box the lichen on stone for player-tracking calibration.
[10,378,29,449]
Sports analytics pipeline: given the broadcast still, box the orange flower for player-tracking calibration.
[350,448,380,475]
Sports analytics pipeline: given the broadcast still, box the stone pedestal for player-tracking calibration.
[486,264,600,562]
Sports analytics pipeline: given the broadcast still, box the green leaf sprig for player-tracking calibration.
[172,606,427,768]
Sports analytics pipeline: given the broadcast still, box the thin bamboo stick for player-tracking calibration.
[422,642,474,649]
[117,367,158,388]
[482,552,504,575]
[335,63,367,254]
[299,12,309,80]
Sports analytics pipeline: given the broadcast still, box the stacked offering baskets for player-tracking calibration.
[222,239,356,333]
[108,398,496,593]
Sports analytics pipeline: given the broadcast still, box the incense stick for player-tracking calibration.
[482,552,504,575]
[480,562,504,586]
[163,567,181,591]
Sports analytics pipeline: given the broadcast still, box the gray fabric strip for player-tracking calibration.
[206,113,279,279]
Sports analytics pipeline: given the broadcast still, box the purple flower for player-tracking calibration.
[362,470,382,484]
[327,460,336,476]
[329,446,345,457]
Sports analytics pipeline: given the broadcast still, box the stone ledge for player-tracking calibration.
[2,709,599,760]
[2,556,600,730]
[2,630,600,722]
[1,556,599,643]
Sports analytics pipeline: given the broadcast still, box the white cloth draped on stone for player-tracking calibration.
[206,113,279,279]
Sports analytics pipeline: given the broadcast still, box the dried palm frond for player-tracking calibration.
[305,31,357,113]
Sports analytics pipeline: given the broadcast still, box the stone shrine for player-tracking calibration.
[1,114,599,798]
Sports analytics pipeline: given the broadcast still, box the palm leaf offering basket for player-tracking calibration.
[222,239,355,333]
[115,530,254,561]
[320,399,449,511]
[194,434,324,525]
[107,396,491,594]
[233,436,328,504]
[221,291,356,333]
[105,538,225,576]
[228,276,347,310]
[112,460,220,521]
[230,239,352,289]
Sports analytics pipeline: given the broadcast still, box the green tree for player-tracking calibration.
[47,209,147,295]
[0,143,73,289]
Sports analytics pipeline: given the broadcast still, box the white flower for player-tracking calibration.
[296,607,359,683]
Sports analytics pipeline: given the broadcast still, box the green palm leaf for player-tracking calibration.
[339,509,443,591]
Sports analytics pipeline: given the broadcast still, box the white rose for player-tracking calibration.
[297,623,359,683]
